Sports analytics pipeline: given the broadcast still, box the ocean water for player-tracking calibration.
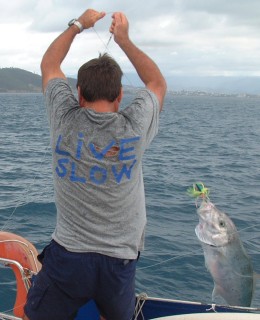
[0,91,260,314]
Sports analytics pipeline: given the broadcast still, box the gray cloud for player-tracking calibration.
[0,0,260,79]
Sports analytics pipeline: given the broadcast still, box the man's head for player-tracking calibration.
[77,53,123,103]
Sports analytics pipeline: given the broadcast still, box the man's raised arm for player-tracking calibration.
[40,9,105,92]
[110,12,167,111]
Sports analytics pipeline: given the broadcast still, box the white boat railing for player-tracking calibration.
[0,257,32,319]
[0,313,21,320]
[0,257,31,291]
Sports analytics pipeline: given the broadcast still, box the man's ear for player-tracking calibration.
[77,86,84,107]
[117,87,123,103]
[114,87,123,112]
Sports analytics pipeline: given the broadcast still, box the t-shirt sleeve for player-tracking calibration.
[121,89,160,148]
[45,78,79,127]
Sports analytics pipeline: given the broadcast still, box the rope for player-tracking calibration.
[133,293,148,320]
[206,304,217,312]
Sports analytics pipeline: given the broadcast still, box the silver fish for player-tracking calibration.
[195,200,255,307]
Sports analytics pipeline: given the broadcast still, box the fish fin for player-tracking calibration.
[212,284,227,305]
[212,285,219,302]
[253,272,260,295]
[251,272,259,303]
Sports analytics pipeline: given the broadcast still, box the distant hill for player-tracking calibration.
[0,68,77,92]
[2,67,259,95]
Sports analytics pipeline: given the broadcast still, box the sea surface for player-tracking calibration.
[0,91,260,313]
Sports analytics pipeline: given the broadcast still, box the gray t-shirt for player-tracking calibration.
[45,78,160,259]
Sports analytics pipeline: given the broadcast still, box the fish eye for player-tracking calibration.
[219,220,226,228]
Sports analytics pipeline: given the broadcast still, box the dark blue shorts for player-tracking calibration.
[24,240,138,320]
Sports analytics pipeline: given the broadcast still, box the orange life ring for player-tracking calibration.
[0,231,41,317]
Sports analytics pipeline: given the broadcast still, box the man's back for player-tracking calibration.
[46,79,160,259]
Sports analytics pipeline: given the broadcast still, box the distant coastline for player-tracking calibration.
[0,68,76,93]
[168,90,260,98]
[1,67,260,98]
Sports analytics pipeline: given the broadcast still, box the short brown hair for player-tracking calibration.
[77,53,123,102]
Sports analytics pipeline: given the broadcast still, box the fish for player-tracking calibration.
[195,199,255,307]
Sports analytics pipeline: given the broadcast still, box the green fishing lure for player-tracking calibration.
[187,182,210,199]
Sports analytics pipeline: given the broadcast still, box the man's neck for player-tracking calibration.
[81,100,118,113]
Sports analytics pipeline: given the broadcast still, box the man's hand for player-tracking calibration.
[109,12,129,46]
[78,9,106,30]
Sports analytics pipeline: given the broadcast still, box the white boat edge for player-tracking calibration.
[151,313,260,320]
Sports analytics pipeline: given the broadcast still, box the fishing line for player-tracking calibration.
[137,223,260,277]
[92,19,135,87]
[1,93,51,232]
[0,307,19,317]
[140,217,260,272]
[92,11,115,51]
[216,221,260,247]
[1,142,51,232]
[137,248,202,270]
[0,302,25,318]
[92,27,112,52]
[238,222,260,235]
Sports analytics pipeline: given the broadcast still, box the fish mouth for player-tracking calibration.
[195,200,218,246]
[197,200,215,216]
[195,223,217,246]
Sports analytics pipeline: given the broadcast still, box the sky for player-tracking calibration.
[1,0,260,82]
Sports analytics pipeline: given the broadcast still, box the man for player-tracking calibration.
[24,8,166,320]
